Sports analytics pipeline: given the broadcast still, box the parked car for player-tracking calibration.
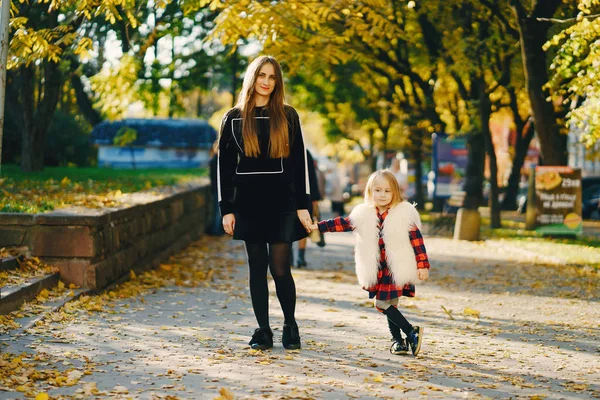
[582,184,600,219]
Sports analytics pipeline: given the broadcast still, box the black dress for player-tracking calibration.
[217,105,311,243]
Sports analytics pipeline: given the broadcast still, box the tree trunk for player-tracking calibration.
[511,0,567,165]
[502,118,535,210]
[231,49,238,107]
[20,61,63,172]
[196,89,203,117]
[71,73,102,126]
[169,34,176,118]
[368,127,377,173]
[475,76,501,228]
[462,133,485,210]
[412,130,425,209]
[0,0,10,172]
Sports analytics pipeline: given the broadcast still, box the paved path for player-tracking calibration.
[1,231,599,399]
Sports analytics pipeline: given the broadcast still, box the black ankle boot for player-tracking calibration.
[282,323,301,350]
[249,327,273,350]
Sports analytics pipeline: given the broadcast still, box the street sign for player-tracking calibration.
[430,133,468,199]
[535,166,582,236]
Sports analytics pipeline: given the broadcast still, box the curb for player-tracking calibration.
[19,288,91,333]
[0,273,60,315]
[0,256,21,272]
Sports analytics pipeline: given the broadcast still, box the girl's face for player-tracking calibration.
[371,176,393,209]
[254,63,276,99]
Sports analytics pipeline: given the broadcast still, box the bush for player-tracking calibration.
[2,108,97,168]
[44,109,97,167]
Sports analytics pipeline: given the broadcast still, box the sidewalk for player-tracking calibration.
[1,232,598,399]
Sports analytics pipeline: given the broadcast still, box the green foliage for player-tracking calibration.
[546,1,600,149]
[89,55,142,120]
[7,0,140,69]
[45,109,96,167]
[113,127,138,147]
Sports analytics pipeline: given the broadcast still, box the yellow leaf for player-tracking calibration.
[35,393,50,400]
[160,264,172,271]
[215,387,235,400]
[373,375,383,382]
[441,305,454,320]
[463,307,481,318]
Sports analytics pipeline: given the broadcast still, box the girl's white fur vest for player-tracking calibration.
[348,201,422,289]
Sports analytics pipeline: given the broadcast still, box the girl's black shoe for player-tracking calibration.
[249,328,273,350]
[282,323,301,350]
[407,326,423,356]
[390,338,409,355]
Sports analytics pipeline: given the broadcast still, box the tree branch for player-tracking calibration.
[537,13,600,24]
[479,0,520,39]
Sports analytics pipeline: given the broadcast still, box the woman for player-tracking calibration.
[217,55,312,350]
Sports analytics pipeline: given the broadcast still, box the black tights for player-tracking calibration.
[245,241,296,329]
[384,306,413,339]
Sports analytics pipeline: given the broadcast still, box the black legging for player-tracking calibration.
[245,241,296,329]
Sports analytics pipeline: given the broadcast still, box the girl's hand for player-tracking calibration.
[297,209,312,233]
[222,213,235,236]
[418,269,429,281]
[309,223,319,231]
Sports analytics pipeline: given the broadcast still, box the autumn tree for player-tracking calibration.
[204,0,450,206]
[545,0,600,150]
[5,0,139,171]
[502,0,572,166]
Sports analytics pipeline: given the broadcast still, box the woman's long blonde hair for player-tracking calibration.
[235,55,289,158]
[364,170,404,207]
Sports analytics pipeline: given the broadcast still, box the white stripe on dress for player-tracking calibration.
[217,147,222,202]
[299,117,311,196]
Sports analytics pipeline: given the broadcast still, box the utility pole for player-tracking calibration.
[0,0,11,176]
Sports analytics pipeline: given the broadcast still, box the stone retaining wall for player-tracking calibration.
[0,183,213,290]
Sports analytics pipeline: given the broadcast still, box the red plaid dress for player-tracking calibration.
[318,209,430,300]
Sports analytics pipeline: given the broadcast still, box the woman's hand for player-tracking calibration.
[297,209,312,233]
[418,269,429,281]
[222,213,236,236]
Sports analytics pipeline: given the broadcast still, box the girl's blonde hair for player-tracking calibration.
[235,55,289,158]
[364,170,404,207]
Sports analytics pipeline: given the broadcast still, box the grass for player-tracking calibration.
[0,164,207,213]
[422,209,600,268]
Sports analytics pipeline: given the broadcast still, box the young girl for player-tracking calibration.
[218,55,312,350]
[311,170,430,356]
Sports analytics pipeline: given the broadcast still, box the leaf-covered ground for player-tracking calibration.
[0,165,206,213]
[1,233,598,399]
[0,257,58,289]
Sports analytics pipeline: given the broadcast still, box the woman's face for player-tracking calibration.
[254,63,277,99]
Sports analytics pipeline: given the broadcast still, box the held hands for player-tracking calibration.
[297,209,313,233]
[418,269,429,281]
[222,213,236,236]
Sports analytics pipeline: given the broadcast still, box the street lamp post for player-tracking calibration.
[0,0,11,176]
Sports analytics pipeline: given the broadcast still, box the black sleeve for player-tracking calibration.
[217,110,237,215]
[306,150,322,201]
[290,108,311,210]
